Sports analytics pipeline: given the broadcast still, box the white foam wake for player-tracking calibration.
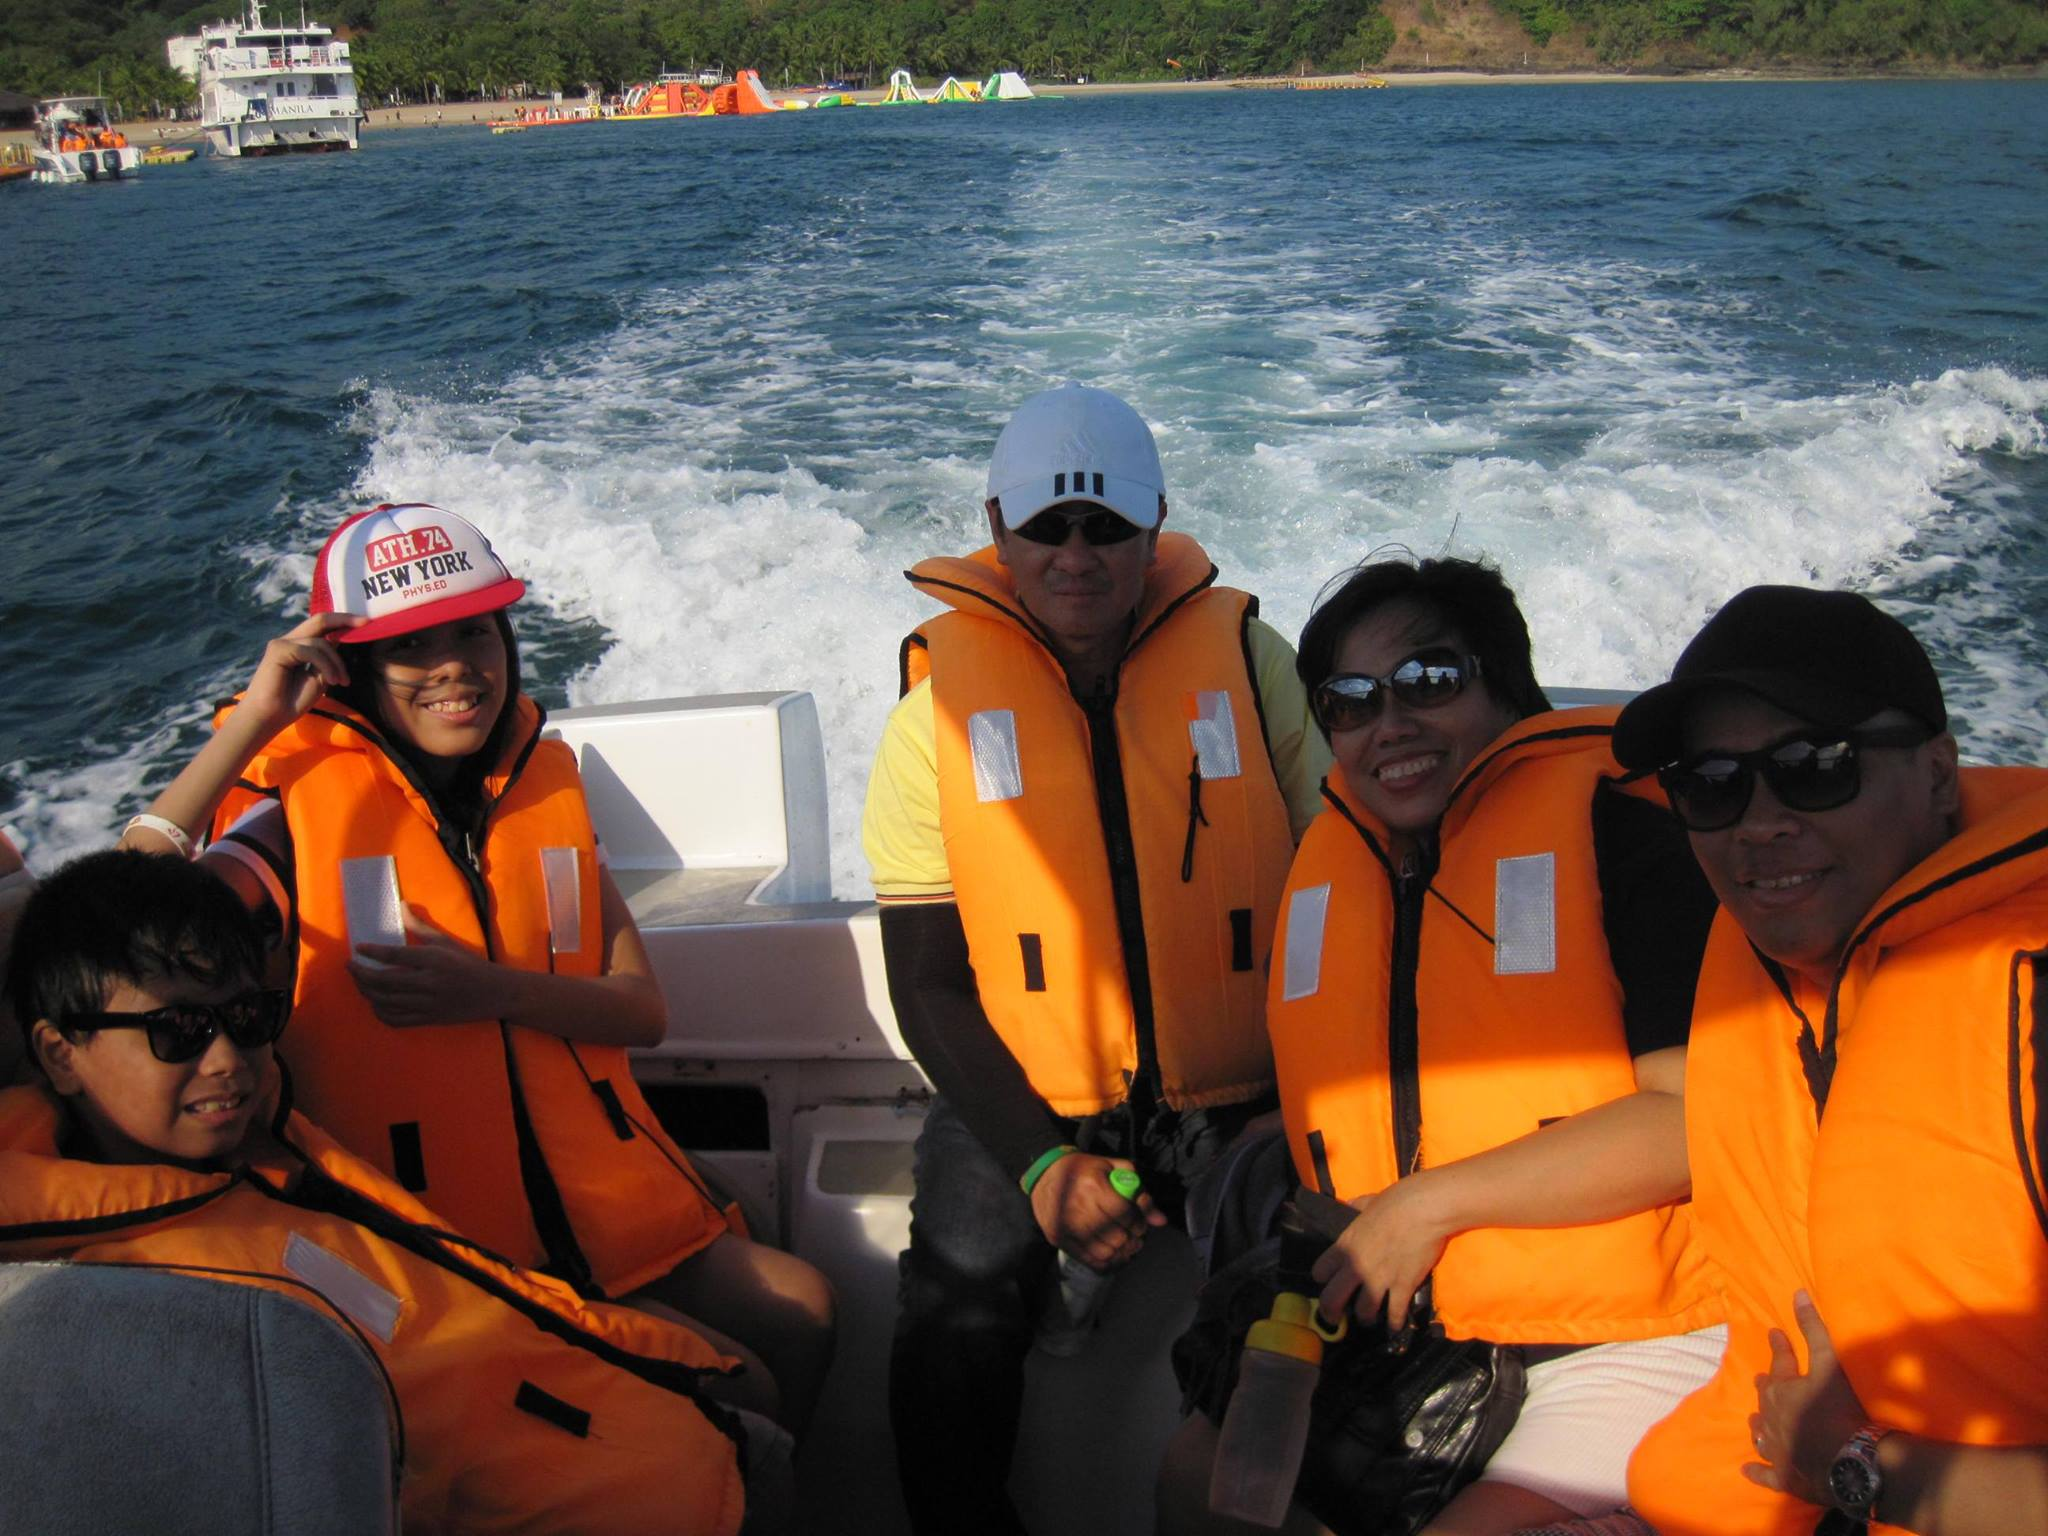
[8,161,2045,892]
[321,357,2044,899]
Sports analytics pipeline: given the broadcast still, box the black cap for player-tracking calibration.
[1612,585,1947,770]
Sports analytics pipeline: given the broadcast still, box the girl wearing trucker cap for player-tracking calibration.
[119,503,834,1435]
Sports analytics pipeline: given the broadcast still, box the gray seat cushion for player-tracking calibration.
[0,1262,396,1536]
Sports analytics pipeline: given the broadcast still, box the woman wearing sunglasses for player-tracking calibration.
[1241,555,1728,1535]
[116,503,833,1439]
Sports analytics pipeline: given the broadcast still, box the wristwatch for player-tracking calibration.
[1826,1425,1890,1522]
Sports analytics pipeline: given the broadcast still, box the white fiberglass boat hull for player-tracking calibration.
[31,145,143,184]
[207,111,361,157]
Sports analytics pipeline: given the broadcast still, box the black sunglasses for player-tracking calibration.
[1313,650,1482,734]
[1657,727,1931,832]
[1011,507,1144,547]
[65,989,290,1064]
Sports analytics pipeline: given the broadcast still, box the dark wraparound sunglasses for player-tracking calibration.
[1657,727,1931,832]
[1012,507,1144,547]
[1313,649,1482,734]
[65,989,290,1064]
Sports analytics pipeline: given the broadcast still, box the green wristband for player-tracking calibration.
[1019,1144,1079,1196]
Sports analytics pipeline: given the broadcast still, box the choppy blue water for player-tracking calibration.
[4,81,2045,892]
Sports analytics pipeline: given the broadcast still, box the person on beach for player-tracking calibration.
[118,502,835,1437]
[862,382,1330,1534]
[1,849,767,1536]
[1160,555,1726,1536]
[1612,586,2048,1536]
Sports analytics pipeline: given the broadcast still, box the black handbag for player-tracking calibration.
[1293,1260,1525,1536]
[1175,988,1527,1536]
[1173,1190,1524,1536]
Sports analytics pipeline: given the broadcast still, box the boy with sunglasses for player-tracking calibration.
[0,849,779,1535]
[862,383,1329,1533]
[1612,585,2048,1536]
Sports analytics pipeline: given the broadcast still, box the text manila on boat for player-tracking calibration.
[166,0,363,159]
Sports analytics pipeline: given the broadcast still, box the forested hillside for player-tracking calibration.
[5,0,2044,108]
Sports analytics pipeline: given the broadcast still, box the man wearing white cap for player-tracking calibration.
[863,384,1330,1532]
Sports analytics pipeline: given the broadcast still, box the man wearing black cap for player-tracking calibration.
[1610,585,2048,1536]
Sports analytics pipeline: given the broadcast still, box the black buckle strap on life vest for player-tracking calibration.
[1018,933,1047,992]
[1758,949,1835,1119]
[514,1380,591,1438]
[1305,1129,1336,1199]
[1181,756,1210,883]
[388,1122,428,1191]
[2011,950,2048,1245]
[899,632,929,699]
[591,1079,636,1142]
[1390,865,1430,1177]
[1236,600,1279,785]
[1424,885,1494,947]
[499,1023,598,1297]
[1079,682,1162,1097]
[0,1179,241,1244]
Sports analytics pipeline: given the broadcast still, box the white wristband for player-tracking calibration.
[124,813,197,860]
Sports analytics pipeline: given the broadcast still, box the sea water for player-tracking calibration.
[3,81,2044,895]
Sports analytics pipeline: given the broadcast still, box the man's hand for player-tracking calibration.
[1028,1152,1165,1269]
[1309,1173,1455,1333]
[1743,1290,1871,1505]
[350,906,506,1028]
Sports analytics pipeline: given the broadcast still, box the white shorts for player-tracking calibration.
[1474,1324,1727,1518]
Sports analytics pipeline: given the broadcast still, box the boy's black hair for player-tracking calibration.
[1296,552,1553,730]
[328,607,523,830]
[6,850,265,1050]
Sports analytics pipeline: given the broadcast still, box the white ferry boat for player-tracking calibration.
[29,97,141,184]
[167,0,363,158]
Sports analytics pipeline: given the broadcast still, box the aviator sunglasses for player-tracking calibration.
[1656,726,1931,832]
[1313,649,1482,734]
[64,989,291,1064]
[1011,507,1145,547]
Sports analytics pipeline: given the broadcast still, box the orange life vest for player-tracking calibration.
[904,533,1294,1116]
[0,1084,746,1536]
[1268,710,1717,1344]
[1628,767,2048,1536]
[215,695,726,1296]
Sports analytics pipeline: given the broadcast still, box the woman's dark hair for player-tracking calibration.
[328,607,523,828]
[1296,553,1552,728]
[7,850,265,1049]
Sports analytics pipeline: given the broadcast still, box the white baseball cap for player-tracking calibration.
[986,383,1166,531]
[309,503,525,644]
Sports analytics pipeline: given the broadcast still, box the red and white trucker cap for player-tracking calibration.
[309,503,525,645]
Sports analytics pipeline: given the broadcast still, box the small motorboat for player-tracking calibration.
[31,97,141,183]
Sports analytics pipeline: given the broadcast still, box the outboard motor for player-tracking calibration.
[80,152,99,181]
[103,149,122,178]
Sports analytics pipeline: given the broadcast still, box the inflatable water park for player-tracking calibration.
[488,68,1045,133]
